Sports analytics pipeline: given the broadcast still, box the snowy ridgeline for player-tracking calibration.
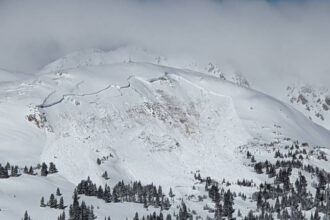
[0,48,329,220]
[286,84,330,130]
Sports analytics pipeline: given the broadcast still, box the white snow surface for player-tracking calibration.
[0,47,329,219]
[286,83,330,130]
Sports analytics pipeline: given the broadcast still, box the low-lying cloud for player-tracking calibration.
[0,0,330,86]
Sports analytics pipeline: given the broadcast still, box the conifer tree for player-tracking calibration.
[214,203,223,220]
[223,190,234,218]
[24,166,29,174]
[314,208,320,220]
[58,197,64,209]
[11,165,19,177]
[0,164,9,178]
[40,197,46,207]
[49,193,57,208]
[22,211,31,220]
[56,187,62,196]
[41,162,48,176]
[102,171,109,180]
[49,162,58,174]
[29,166,34,175]
[88,205,96,220]
[169,188,175,199]
[133,212,139,220]
[57,211,65,220]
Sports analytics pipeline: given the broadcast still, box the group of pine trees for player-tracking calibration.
[132,201,190,220]
[68,190,96,220]
[75,177,172,210]
[190,140,330,219]
[132,211,173,220]
[0,163,9,178]
[247,141,330,219]
[40,188,65,209]
[18,140,330,220]
[23,165,36,175]
[41,162,58,176]
[0,162,20,178]
[236,179,255,187]
[195,176,235,219]
[0,161,58,178]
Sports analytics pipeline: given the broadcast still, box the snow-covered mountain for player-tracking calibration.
[40,47,250,88]
[0,47,329,220]
[286,83,330,130]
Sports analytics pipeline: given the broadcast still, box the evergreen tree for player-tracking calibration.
[314,208,320,220]
[57,211,65,220]
[70,190,81,220]
[254,162,263,174]
[24,166,29,174]
[29,166,34,175]
[102,171,109,180]
[103,184,111,203]
[22,211,31,220]
[169,188,175,199]
[274,197,280,213]
[178,201,190,220]
[143,195,148,208]
[80,201,88,220]
[88,205,96,220]
[133,212,139,220]
[49,193,57,208]
[162,198,171,210]
[11,165,19,177]
[208,185,219,202]
[223,190,234,218]
[237,209,242,217]
[40,197,46,207]
[5,162,10,170]
[41,162,48,176]
[58,197,64,209]
[56,187,62,196]
[0,164,9,178]
[49,162,58,174]
[214,203,223,220]
[257,191,263,209]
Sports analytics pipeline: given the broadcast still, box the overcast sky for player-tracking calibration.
[0,0,329,86]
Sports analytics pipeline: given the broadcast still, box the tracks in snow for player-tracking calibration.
[37,76,133,108]
[37,73,168,109]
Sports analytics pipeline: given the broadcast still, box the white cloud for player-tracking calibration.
[0,0,329,86]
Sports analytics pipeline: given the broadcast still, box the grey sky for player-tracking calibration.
[0,0,329,86]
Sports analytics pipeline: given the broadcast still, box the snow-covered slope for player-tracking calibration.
[40,47,250,88]
[286,83,330,130]
[0,48,330,219]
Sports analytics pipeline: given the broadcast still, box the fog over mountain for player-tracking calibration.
[1,0,330,86]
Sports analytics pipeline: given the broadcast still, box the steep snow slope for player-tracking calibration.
[177,71,330,147]
[245,75,330,132]
[32,62,330,184]
[37,63,253,186]
[286,83,330,130]
[0,49,330,219]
